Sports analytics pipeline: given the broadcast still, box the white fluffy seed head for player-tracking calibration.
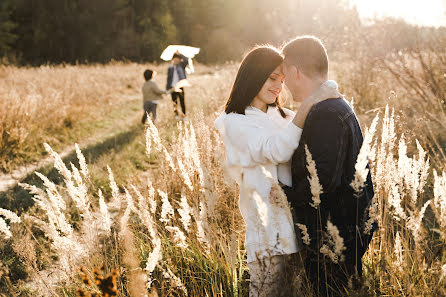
[304,145,323,209]
[296,223,310,245]
[159,190,174,224]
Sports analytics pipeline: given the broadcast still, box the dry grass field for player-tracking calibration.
[0,59,445,296]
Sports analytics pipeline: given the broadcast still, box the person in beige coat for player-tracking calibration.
[141,69,167,124]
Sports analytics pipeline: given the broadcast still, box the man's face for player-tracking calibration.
[283,62,305,102]
[172,57,180,65]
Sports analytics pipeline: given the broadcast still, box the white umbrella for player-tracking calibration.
[160,45,200,61]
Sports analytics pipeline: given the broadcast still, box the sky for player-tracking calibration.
[350,0,446,27]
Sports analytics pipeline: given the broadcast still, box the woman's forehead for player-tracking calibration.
[272,65,284,76]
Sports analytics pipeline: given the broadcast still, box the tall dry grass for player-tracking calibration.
[1,103,444,296]
[0,56,445,296]
[0,62,162,172]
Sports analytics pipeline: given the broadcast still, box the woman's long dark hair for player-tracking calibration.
[225,46,286,118]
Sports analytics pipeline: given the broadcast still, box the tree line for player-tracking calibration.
[0,0,444,64]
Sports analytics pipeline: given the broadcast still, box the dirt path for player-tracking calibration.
[0,97,143,193]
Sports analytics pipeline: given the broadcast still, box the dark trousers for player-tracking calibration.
[171,88,186,115]
[142,101,158,123]
[305,243,364,297]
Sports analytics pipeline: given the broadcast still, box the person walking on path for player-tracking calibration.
[166,51,189,118]
[141,69,167,124]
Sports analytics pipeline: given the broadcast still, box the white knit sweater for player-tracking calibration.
[215,106,303,263]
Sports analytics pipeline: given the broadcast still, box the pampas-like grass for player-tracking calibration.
[2,98,443,297]
[304,145,323,209]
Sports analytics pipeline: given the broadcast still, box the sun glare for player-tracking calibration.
[351,0,446,27]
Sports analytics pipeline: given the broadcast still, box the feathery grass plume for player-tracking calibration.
[44,142,72,181]
[399,138,431,205]
[177,157,194,191]
[131,186,161,289]
[380,105,396,152]
[33,171,66,211]
[441,264,446,283]
[119,189,147,297]
[260,166,289,210]
[388,185,407,221]
[107,165,121,210]
[178,191,192,232]
[68,163,93,223]
[71,163,83,186]
[135,192,157,241]
[189,124,204,173]
[145,125,152,156]
[416,140,430,195]
[147,179,157,214]
[145,113,163,152]
[159,190,174,224]
[166,226,188,249]
[296,223,311,245]
[194,200,210,250]
[364,195,379,235]
[0,208,21,239]
[407,200,431,243]
[201,168,220,218]
[145,237,162,289]
[0,208,21,224]
[397,134,411,181]
[75,143,89,178]
[433,170,446,229]
[351,114,379,193]
[162,146,177,171]
[320,220,346,264]
[25,214,84,271]
[0,217,12,239]
[98,189,111,234]
[119,190,132,239]
[29,174,73,235]
[375,106,396,188]
[304,145,323,209]
[160,266,188,296]
[394,232,404,272]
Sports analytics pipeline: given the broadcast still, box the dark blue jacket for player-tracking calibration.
[283,98,375,265]
[166,54,188,90]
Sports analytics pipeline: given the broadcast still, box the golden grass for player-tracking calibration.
[0,60,445,296]
[0,62,164,172]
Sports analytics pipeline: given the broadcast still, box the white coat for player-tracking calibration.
[215,106,303,263]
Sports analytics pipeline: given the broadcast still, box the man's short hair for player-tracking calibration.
[144,69,153,81]
[282,36,328,78]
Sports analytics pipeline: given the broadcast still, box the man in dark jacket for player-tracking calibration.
[166,52,188,118]
[281,36,375,296]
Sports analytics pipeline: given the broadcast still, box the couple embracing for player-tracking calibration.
[215,36,375,296]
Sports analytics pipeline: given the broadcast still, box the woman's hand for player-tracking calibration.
[292,81,342,128]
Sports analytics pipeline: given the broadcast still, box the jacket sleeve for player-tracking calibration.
[153,83,166,96]
[225,116,303,166]
[166,67,173,90]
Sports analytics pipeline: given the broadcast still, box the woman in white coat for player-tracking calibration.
[214,46,339,296]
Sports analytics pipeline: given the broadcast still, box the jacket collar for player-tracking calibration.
[245,106,270,120]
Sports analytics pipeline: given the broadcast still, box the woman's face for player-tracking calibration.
[254,65,285,106]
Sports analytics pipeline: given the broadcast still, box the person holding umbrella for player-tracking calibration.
[166,51,189,119]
